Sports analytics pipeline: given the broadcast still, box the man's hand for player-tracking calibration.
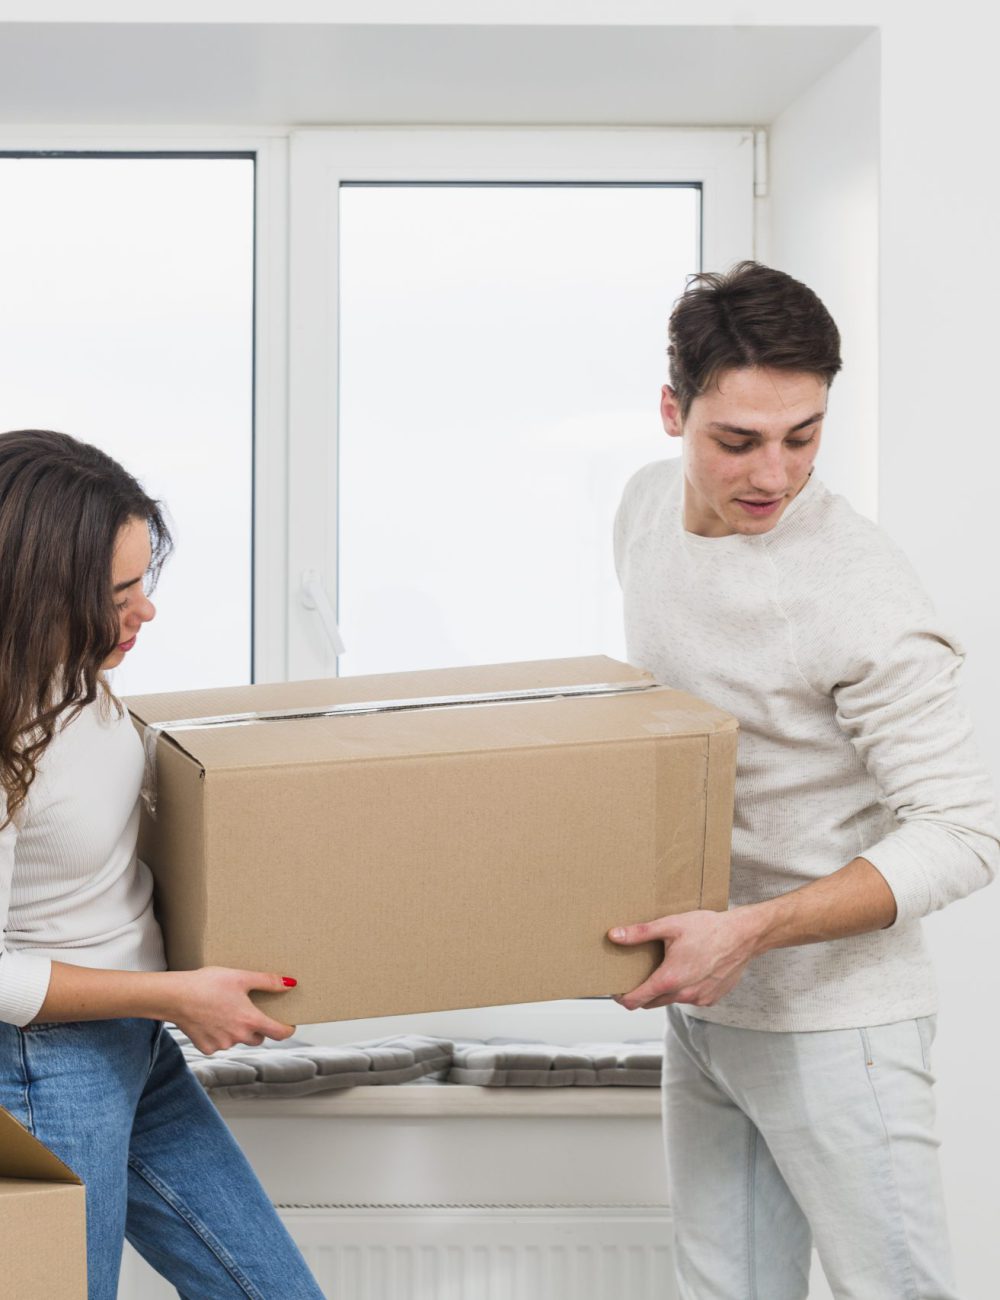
[609,909,760,1010]
[609,857,899,1011]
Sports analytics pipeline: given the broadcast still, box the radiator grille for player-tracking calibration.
[285,1207,677,1300]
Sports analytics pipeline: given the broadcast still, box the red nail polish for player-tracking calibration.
[282,977,297,987]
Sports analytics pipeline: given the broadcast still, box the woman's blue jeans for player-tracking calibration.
[0,1016,325,1299]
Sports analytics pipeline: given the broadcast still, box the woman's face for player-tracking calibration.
[102,517,156,670]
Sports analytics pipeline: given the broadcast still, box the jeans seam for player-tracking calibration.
[859,1033,922,1300]
[127,1153,267,1300]
[16,1025,34,1134]
[916,1017,934,1073]
[145,1022,165,1086]
[746,1124,758,1300]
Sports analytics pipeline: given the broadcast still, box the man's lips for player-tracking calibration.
[735,497,783,517]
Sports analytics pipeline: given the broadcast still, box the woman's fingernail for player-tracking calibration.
[610,928,625,941]
[282,977,297,987]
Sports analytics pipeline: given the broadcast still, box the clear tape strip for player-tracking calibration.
[139,679,660,818]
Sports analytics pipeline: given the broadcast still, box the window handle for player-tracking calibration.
[300,570,346,657]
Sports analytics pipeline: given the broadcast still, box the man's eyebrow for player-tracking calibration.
[113,575,143,593]
[708,412,826,438]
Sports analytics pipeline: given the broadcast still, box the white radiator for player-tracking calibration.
[120,1206,678,1299]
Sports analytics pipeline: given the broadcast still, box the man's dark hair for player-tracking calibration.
[667,261,843,419]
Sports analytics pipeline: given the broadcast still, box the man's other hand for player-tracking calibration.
[608,909,759,1010]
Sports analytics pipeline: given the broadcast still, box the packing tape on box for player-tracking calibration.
[140,679,662,818]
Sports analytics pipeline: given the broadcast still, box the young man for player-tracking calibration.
[609,262,998,1300]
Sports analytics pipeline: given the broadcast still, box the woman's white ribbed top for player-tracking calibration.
[0,696,165,1026]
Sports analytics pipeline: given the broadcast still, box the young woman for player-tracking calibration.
[0,429,326,1299]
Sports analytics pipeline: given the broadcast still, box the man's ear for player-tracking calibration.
[661,385,684,439]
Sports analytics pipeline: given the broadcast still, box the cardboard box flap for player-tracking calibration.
[129,670,737,836]
[126,655,651,728]
[129,658,661,808]
[129,657,737,824]
[0,1108,81,1184]
[143,683,734,769]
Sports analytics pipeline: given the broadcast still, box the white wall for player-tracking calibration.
[765,32,880,521]
[713,9,1000,1294]
[872,13,1000,1295]
[763,44,880,1299]
[738,9,1000,1293]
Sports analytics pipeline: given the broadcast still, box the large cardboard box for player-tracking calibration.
[128,656,737,1024]
[0,1107,87,1299]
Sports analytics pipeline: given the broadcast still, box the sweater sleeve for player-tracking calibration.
[613,466,643,584]
[0,795,53,1026]
[829,618,999,927]
[613,458,682,587]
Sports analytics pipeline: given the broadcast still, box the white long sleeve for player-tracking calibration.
[615,457,999,1031]
[0,806,52,1025]
[0,695,165,1026]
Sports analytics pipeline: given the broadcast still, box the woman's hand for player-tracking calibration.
[166,966,297,1055]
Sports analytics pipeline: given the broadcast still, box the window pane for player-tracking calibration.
[0,156,254,694]
[338,184,697,676]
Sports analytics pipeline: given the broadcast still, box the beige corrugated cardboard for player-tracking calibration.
[128,656,737,1024]
[0,1107,86,1299]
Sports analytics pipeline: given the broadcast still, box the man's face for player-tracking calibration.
[661,367,827,538]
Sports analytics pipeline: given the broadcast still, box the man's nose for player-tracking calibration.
[748,445,789,495]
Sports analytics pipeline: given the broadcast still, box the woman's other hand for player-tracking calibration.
[168,966,297,1055]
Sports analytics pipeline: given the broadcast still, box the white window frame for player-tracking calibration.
[0,125,754,1042]
[286,125,755,684]
[0,125,291,688]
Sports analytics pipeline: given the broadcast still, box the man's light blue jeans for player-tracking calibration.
[0,1016,325,1300]
[664,1005,960,1300]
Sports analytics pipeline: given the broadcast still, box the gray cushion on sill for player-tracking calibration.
[170,1029,453,1098]
[448,1038,663,1087]
[170,1030,664,1096]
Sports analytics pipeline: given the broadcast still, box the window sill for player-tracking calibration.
[215,1085,661,1120]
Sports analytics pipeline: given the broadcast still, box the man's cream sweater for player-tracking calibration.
[614,457,999,1031]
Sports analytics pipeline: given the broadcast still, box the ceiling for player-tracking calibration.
[0,24,873,126]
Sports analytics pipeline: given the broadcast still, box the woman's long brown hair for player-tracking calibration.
[0,430,173,826]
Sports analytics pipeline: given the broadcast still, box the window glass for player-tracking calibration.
[338,183,697,676]
[0,155,255,694]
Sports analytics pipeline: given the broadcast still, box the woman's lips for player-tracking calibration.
[118,635,137,652]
